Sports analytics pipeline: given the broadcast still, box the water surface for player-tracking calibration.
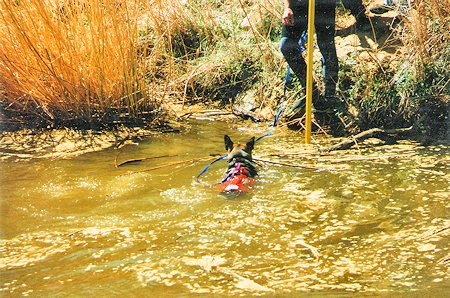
[1,120,449,296]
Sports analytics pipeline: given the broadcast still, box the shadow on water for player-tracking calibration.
[1,120,449,296]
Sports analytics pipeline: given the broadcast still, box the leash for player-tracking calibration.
[195,153,228,184]
[219,162,247,184]
[195,66,291,184]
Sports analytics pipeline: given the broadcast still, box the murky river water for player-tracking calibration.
[1,120,449,297]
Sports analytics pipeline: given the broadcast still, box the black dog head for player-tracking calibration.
[224,135,255,161]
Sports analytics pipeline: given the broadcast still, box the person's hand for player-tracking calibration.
[282,8,294,26]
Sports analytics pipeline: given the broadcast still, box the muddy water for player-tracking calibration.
[1,120,449,297]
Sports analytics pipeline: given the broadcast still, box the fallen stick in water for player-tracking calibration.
[253,157,317,170]
[115,154,178,167]
[327,126,413,151]
[119,155,218,176]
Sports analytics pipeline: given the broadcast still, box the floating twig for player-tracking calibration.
[422,225,450,240]
[253,157,316,170]
[119,156,215,176]
[295,240,320,259]
[115,154,178,167]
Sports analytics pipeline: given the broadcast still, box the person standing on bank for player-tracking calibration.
[280,0,370,114]
[280,0,339,111]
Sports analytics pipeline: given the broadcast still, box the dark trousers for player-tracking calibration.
[280,0,338,98]
[341,0,366,20]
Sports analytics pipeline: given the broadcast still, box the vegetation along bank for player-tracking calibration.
[0,0,448,150]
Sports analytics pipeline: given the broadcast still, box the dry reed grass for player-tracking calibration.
[401,0,450,66]
[0,0,284,127]
[0,0,150,125]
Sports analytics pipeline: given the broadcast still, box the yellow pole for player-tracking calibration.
[305,0,315,144]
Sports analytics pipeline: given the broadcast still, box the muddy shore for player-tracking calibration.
[0,125,181,161]
[0,104,247,161]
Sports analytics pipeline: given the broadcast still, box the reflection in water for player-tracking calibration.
[1,121,449,296]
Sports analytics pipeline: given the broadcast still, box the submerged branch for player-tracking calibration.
[115,154,178,167]
[119,155,219,176]
[218,267,274,292]
[253,157,316,170]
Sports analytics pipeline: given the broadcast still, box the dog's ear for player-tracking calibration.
[224,135,234,151]
[246,137,255,152]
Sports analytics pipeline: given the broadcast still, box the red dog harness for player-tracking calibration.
[219,162,255,192]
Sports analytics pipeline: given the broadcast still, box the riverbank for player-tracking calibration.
[1,107,448,162]
[0,102,247,161]
[0,124,181,161]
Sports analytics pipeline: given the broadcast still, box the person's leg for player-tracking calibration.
[341,0,369,27]
[280,25,311,115]
[315,1,338,100]
[341,0,365,18]
[279,1,308,87]
[280,32,307,87]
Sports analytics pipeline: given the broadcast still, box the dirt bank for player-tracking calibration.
[0,124,180,161]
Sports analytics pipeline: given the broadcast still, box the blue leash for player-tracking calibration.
[195,153,228,184]
[195,66,291,184]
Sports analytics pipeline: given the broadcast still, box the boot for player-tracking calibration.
[286,87,320,119]
[316,96,348,137]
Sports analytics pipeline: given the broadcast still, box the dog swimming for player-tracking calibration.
[219,135,257,193]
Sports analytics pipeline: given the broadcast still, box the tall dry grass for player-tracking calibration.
[0,0,279,127]
[0,0,151,125]
[401,0,450,68]
[400,0,450,137]
[0,0,285,127]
